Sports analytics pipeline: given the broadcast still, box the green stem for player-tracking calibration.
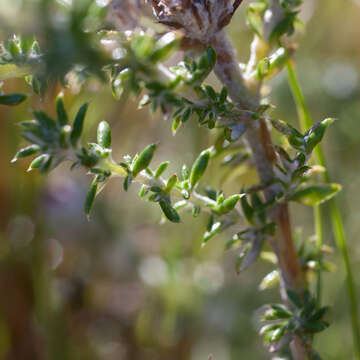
[286,59,360,359]
[286,58,324,306]
[314,205,323,306]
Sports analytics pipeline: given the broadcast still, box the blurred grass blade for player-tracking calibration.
[286,59,360,360]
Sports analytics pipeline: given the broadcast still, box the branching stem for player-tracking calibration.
[210,30,307,359]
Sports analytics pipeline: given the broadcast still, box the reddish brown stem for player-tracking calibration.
[211,31,307,359]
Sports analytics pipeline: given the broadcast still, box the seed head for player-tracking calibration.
[151,0,244,43]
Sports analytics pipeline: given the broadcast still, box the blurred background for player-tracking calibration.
[0,0,359,359]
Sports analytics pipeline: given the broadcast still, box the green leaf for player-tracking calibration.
[219,87,228,103]
[189,148,211,189]
[11,144,40,162]
[271,118,303,138]
[0,93,27,106]
[267,47,290,77]
[270,304,294,319]
[85,177,98,218]
[139,185,147,198]
[241,195,255,224]
[165,174,178,193]
[215,194,241,215]
[237,237,263,272]
[123,173,133,191]
[27,154,49,171]
[56,92,68,126]
[269,11,298,43]
[181,164,190,180]
[155,161,169,178]
[259,270,280,290]
[59,125,71,148]
[257,58,270,79]
[280,0,303,8]
[173,200,188,210]
[34,111,57,130]
[150,33,179,63]
[159,200,180,223]
[198,47,216,71]
[181,107,192,123]
[289,183,342,206]
[304,118,335,155]
[97,121,112,148]
[271,327,286,342]
[203,221,222,244]
[309,306,329,322]
[260,323,282,335]
[251,193,266,223]
[132,143,157,177]
[172,117,181,135]
[19,35,35,56]
[302,321,329,333]
[70,103,88,146]
[286,289,303,308]
[192,205,201,217]
[191,47,217,84]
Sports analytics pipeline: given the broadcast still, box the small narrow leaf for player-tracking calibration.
[159,200,180,223]
[192,205,201,217]
[155,161,169,178]
[123,174,133,191]
[0,93,27,106]
[165,174,178,193]
[27,154,49,171]
[132,143,157,177]
[203,221,222,244]
[12,144,40,162]
[85,177,98,218]
[309,306,329,322]
[172,117,181,135]
[237,237,263,272]
[150,32,179,63]
[139,185,147,198]
[286,289,303,308]
[97,121,112,148]
[270,304,294,319]
[70,103,88,147]
[260,323,282,335]
[181,164,190,180]
[259,270,279,290]
[34,111,57,130]
[189,148,211,189]
[289,183,342,206]
[241,195,255,224]
[56,92,68,126]
[216,194,241,215]
[304,118,335,154]
[302,321,329,333]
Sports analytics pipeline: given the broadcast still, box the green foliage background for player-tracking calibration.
[0,0,359,359]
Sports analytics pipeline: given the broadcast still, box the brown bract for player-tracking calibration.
[151,0,244,44]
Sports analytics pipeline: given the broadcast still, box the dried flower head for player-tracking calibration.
[151,0,244,43]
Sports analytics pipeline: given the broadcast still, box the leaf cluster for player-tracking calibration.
[260,290,329,359]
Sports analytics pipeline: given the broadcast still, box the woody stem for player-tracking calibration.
[210,31,308,360]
